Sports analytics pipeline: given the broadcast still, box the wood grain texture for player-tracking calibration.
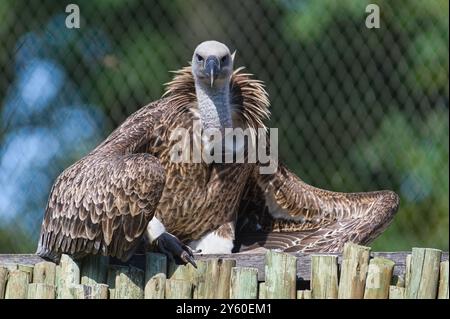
[264,251,296,299]
[311,255,338,299]
[5,269,30,299]
[27,283,56,299]
[338,243,370,299]
[406,248,441,299]
[364,257,395,299]
[0,266,7,299]
[438,261,449,299]
[33,261,56,285]
[230,267,258,299]
[1,252,448,282]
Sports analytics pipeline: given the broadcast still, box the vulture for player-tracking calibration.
[36,41,399,266]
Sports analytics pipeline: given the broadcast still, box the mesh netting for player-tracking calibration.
[0,0,448,252]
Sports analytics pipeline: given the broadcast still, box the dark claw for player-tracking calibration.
[156,232,197,268]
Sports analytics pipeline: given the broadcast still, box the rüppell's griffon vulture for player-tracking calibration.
[37,41,399,266]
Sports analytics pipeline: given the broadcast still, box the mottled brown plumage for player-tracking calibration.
[37,64,399,262]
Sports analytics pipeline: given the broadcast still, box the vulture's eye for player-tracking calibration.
[221,56,228,64]
[196,54,204,62]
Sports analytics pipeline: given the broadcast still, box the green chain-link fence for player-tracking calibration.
[0,0,448,252]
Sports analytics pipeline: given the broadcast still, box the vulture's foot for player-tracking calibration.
[156,232,197,268]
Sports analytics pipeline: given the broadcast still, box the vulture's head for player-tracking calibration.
[192,40,235,88]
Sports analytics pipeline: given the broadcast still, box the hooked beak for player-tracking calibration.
[204,56,220,88]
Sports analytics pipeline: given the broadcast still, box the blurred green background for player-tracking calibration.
[0,0,448,252]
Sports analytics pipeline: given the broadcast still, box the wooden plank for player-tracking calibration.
[364,257,395,299]
[311,255,338,299]
[259,282,267,299]
[438,261,449,299]
[5,269,30,299]
[56,254,80,298]
[145,253,167,299]
[0,266,7,299]
[338,243,370,299]
[405,254,411,291]
[265,251,297,299]
[27,283,55,299]
[217,259,236,299]
[203,259,221,298]
[145,273,165,299]
[389,286,405,299]
[33,261,56,285]
[114,266,144,299]
[81,255,109,285]
[230,267,258,299]
[165,279,192,299]
[406,248,441,299]
[1,252,448,281]
[303,289,311,299]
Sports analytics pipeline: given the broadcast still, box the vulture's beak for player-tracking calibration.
[204,56,220,87]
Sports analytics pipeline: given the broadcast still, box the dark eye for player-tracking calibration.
[196,54,204,62]
[221,55,228,63]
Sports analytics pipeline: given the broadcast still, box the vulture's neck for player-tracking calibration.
[195,82,232,131]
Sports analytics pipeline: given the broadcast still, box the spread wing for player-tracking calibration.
[235,164,399,253]
[37,102,166,262]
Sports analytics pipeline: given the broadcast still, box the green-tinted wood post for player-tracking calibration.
[406,248,441,299]
[114,266,144,299]
[107,266,120,299]
[145,253,167,299]
[303,290,311,299]
[165,279,192,299]
[33,261,56,285]
[364,257,395,299]
[203,259,221,298]
[296,290,304,299]
[338,243,371,299]
[216,259,236,299]
[230,267,258,299]
[56,254,80,298]
[0,267,8,299]
[438,261,449,299]
[192,260,207,299]
[17,264,34,282]
[145,273,166,299]
[81,255,109,285]
[265,251,297,299]
[389,286,405,299]
[259,282,267,299]
[5,269,30,299]
[405,254,412,291]
[27,283,55,299]
[311,255,338,299]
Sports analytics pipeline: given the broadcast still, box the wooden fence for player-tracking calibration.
[0,243,448,299]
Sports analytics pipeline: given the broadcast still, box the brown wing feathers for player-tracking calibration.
[37,104,166,262]
[236,164,399,253]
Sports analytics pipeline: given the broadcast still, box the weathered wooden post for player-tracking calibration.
[145,253,167,299]
[33,261,56,285]
[389,286,405,299]
[406,248,441,299]
[27,283,56,299]
[203,259,221,298]
[145,273,166,299]
[217,259,236,299]
[405,254,412,291]
[0,266,8,299]
[259,282,267,299]
[311,255,339,299]
[265,251,297,299]
[165,279,192,299]
[364,257,395,299]
[230,267,258,299]
[81,255,109,285]
[5,269,30,299]
[114,266,145,299]
[56,254,80,298]
[338,243,370,299]
[438,260,449,299]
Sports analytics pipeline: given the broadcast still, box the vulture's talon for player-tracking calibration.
[156,232,197,268]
